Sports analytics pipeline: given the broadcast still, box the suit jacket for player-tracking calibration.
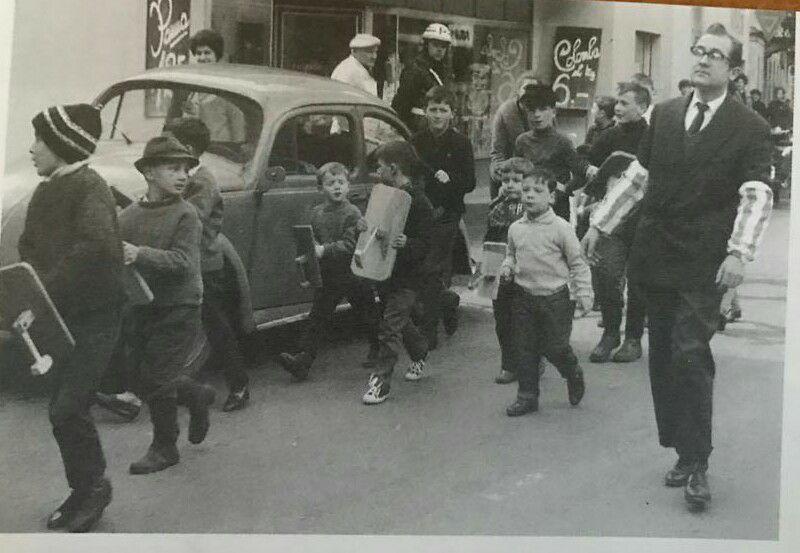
[629,94,771,290]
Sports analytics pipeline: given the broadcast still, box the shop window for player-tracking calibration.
[635,31,659,77]
[268,113,355,177]
[276,7,360,76]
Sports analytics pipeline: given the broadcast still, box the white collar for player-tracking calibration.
[43,159,89,182]
[689,89,727,114]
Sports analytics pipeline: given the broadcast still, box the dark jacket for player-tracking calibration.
[309,199,362,278]
[767,99,793,130]
[584,118,649,198]
[183,164,224,273]
[489,97,529,180]
[18,164,125,319]
[629,94,772,290]
[391,53,451,131]
[751,99,768,121]
[412,127,476,219]
[387,183,434,290]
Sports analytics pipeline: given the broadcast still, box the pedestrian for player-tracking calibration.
[750,89,768,120]
[165,117,252,411]
[583,81,651,364]
[331,33,381,96]
[582,95,617,151]
[391,22,452,131]
[485,157,530,385]
[278,162,379,380]
[20,103,124,532]
[731,73,749,104]
[119,135,216,475]
[412,85,475,347]
[767,86,793,130]
[488,72,542,198]
[362,141,434,405]
[513,84,588,222]
[678,79,694,98]
[500,165,592,417]
[631,73,655,123]
[583,23,773,511]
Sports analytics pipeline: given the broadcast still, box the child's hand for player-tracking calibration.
[577,296,593,317]
[391,234,407,249]
[586,165,599,180]
[434,170,451,184]
[356,217,368,232]
[122,242,139,265]
[314,244,325,259]
[500,265,514,282]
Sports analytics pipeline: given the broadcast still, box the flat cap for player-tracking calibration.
[350,33,381,49]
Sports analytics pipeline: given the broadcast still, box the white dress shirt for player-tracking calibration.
[683,90,727,132]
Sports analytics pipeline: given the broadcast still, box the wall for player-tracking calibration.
[3,0,212,174]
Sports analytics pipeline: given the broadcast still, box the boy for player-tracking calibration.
[278,162,379,381]
[363,141,434,405]
[412,85,476,347]
[165,117,251,411]
[20,103,124,532]
[484,157,530,385]
[118,135,215,475]
[500,166,593,416]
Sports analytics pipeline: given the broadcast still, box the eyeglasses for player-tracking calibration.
[690,45,729,63]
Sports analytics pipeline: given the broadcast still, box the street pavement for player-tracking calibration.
[0,206,789,538]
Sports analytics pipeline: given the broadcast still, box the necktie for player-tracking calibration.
[687,102,709,135]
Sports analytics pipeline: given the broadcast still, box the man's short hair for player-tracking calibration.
[631,73,654,93]
[617,81,651,109]
[498,157,534,176]
[775,86,786,95]
[734,73,749,85]
[425,85,455,109]
[678,79,693,90]
[523,165,558,192]
[700,23,744,68]
[163,118,211,155]
[190,29,225,60]
[751,89,762,97]
[373,140,424,178]
[594,95,617,119]
[316,161,350,187]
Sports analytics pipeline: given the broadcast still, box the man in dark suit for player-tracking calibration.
[582,23,773,511]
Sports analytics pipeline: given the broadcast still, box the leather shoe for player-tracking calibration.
[278,352,311,381]
[94,392,141,421]
[612,338,642,363]
[130,445,180,475]
[567,370,585,406]
[506,396,538,416]
[67,478,112,533]
[494,370,517,384]
[222,386,250,412]
[47,489,87,529]
[664,458,694,487]
[590,334,620,362]
[684,467,711,510]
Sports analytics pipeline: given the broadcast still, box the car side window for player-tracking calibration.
[363,116,406,157]
[268,113,355,177]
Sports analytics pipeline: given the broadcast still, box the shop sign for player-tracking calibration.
[449,24,474,48]
[145,0,191,116]
[551,27,602,110]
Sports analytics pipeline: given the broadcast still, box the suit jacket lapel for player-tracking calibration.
[684,94,738,169]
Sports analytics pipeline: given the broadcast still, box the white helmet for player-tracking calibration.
[422,23,452,44]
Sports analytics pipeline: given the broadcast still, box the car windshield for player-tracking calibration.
[94,84,263,190]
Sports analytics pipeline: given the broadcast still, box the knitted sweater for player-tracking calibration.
[18,163,125,318]
[501,208,592,300]
[183,164,224,273]
[118,196,203,306]
[309,199,362,277]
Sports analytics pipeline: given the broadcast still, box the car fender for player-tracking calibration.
[217,234,256,335]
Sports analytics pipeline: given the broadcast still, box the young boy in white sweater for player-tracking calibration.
[500,165,593,416]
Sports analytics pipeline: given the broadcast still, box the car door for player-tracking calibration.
[352,108,412,197]
[246,106,360,310]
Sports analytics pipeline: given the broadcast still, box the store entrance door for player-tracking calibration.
[275,6,361,77]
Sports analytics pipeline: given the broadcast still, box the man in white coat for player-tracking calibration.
[331,34,381,97]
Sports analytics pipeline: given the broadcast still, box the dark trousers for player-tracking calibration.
[301,274,379,359]
[202,270,248,392]
[373,286,428,382]
[596,234,645,340]
[512,285,579,398]
[643,285,723,464]
[50,308,121,492]
[493,281,516,373]
[419,219,460,341]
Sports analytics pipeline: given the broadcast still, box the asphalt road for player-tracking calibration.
[0,207,789,539]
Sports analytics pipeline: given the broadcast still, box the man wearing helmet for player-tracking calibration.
[391,22,453,131]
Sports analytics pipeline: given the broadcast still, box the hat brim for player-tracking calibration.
[135,154,199,173]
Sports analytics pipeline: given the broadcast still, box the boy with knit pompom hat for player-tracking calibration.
[20,103,125,532]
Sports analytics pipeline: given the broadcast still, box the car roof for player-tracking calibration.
[111,63,393,114]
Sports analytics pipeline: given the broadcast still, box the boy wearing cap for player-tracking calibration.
[331,34,381,97]
[118,135,215,475]
[20,104,124,532]
[392,22,453,131]
[513,85,588,222]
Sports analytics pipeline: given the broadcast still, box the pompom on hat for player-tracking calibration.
[31,104,101,164]
[349,33,381,49]
[134,135,199,173]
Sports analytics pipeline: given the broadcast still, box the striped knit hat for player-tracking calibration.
[31,104,101,164]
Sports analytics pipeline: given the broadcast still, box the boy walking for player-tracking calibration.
[165,117,251,411]
[485,157,530,385]
[118,135,215,474]
[500,166,592,416]
[21,104,124,532]
[363,141,434,405]
[278,162,379,381]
